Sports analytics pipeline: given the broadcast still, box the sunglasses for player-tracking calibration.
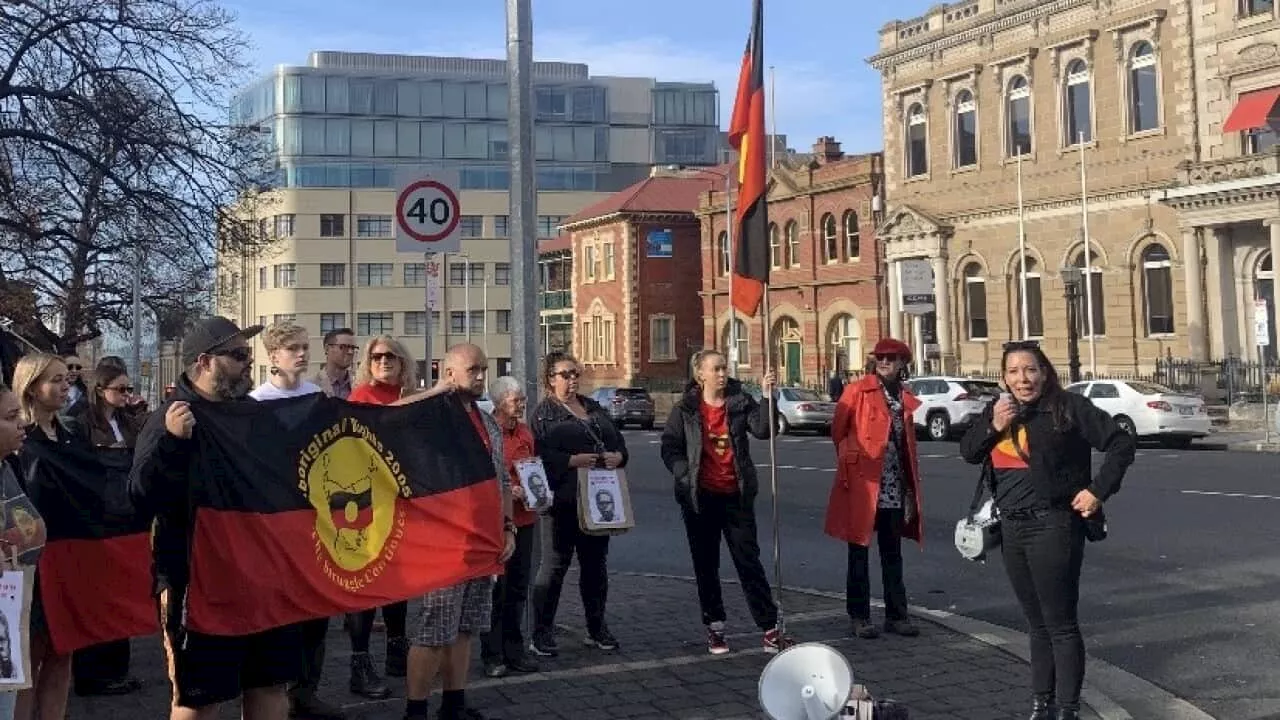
[370,352,400,363]
[874,354,902,362]
[328,343,358,353]
[211,347,253,363]
[106,385,135,394]
[66,364,82,371]
[552,369,580,380]
[1003,340,1041,352]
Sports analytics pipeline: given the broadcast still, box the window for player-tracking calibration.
[1142,244,1174,335]
[356,214,392,237]
[1241,0,1274,17]
[274,264,296,288]
[494,215,510,237]
[258,266,267,289]
[1012,256,1044,339]
[1087,383,1120,400]
[906,103,928,177]
[469,311,485,334]
[954,90,977,168]
[821,214,838,263]
[459,215,483,237]
[537,215,568,237]
[274,214,295,238]
[843,211,861,261]
[356,312,392,336]
[273,313,296,324]
[603,242,616,279]
[320,313,346,334]
[319,263,345,287]
[582,314,615,363]
[320,214,345,237]
[1072,249,1107,337]
[721,319,749,367]
[404,311,426,335]
[1064,59,1092,145]
[469,263,485,286]
[585,246,597,281]
[1129,42,1159,134]
[493,263,511,285]
[1257,252,1277,360]
[449,263,466,285]
[1007,76,1032,157]
[495,310,511,333]
[449,311,467,334]
[827,314,861,373]
[964,262,988,340]
[784,221,800,267]
[769,224,781,269]
[404,263,425,286]
[650,316,675,361]
[357,263,393,287]
[717,232,731,275]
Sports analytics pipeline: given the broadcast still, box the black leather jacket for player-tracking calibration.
[659,379,770,512]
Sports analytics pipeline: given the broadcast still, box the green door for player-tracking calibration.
[785,342,802,386]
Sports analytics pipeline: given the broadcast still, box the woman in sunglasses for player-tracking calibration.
[528,352,628,657]
[960,341,1134,720]
[826,337,923,640]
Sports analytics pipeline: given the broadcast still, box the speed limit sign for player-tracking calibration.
[395,173,462,254]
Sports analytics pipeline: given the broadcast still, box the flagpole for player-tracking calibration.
[1079,131,1097,376]
[726,171,738,378]
[1016,149,1029,340]
[760,287,785,639]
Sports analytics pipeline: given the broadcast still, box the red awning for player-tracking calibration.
[1223,88,1280,133]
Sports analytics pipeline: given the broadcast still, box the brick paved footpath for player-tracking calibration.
[70,572,1102,720]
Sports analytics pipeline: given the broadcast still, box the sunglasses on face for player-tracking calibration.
[328,344,358,353]
[211,347,253,363]
[66,364,82,371]
[552,369,580,380]
[106,385,134,394]
[874,354,901,362]
[370,352,399,363]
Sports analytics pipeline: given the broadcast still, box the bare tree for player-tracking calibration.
[0,0,273,353]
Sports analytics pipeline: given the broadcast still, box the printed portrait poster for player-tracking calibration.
[1,493,44,567]
[513,459,552,512]
[0,569,33,690]
[579,468,634,533]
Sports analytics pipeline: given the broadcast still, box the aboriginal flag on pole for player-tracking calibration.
[183,391,504,636]
[728,0,769,318]
[20,445,158,655]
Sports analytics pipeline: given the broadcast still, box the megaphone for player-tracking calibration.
[758,642,853,720]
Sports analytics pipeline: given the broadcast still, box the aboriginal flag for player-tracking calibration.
[183,391,504,636]
[728,0,769,318]
[20,444,158,655]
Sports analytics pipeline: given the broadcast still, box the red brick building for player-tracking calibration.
[560,166,728,390]
[699,138,886,387]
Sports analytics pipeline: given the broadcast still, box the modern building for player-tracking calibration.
[699,138,885,387]
[216,51,722,380]
[537,236,573,356]
[873,0,1191,375]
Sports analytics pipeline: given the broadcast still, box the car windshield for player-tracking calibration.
[782,388,823,402]
[961,381,1001,397]
[616,388,649,399]
[1126,381,1175,395]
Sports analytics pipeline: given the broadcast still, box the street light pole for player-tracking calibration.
[507,0,538,403]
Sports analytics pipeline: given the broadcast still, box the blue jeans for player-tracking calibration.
[0,690,15,720]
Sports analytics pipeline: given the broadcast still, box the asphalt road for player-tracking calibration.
[608,429,1280,720]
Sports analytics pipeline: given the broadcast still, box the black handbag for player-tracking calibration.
[1082,507,1107,542]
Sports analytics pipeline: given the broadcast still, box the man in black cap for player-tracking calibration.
[130,316,304,720]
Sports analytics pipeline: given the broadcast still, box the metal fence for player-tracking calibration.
[958,358,1279,405]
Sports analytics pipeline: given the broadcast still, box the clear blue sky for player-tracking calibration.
[223,0,937,155]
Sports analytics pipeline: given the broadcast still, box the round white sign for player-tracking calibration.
[395,179,461,243]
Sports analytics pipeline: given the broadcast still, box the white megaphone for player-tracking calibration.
[758,642,853,720]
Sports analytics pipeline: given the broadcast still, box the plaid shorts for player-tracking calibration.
[412,576,495,648]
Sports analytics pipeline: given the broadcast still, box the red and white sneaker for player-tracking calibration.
[762,626,793,654]
[707,621,729,655]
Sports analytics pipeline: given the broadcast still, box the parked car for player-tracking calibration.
[590,387,656,429]
[907,376,1002,441]
[771,387,836,435]
[1065,379,1211,448]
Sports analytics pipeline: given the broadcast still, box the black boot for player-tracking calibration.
[1055,708,1080,720]
[385,636,409,678]
[1029,694,1054,720]
[350,653,391,699]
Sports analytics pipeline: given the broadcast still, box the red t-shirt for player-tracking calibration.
[467,405,491,451]
[347,382,402,405]
[698,402,738,494]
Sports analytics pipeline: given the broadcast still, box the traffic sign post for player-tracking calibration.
[1256,299,1271,444]
[396,170,462,386]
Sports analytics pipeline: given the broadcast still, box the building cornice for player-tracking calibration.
[693,173,876,218]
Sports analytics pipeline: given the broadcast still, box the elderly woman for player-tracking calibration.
[480,376,540,679]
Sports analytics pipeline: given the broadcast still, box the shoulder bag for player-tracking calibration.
[954,459,1001,562]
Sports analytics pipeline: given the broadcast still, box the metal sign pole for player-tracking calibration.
[424,252,435,386]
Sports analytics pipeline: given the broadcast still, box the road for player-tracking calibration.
[609,428,1280,720]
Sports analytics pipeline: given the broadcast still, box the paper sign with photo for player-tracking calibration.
[585,469,626,526]
[513,458,552,512]
[1,495,44,567]
[0,569,32,689]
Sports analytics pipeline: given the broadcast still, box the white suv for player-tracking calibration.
[907,376,1002,441]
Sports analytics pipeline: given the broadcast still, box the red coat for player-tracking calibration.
[824,374,924,547]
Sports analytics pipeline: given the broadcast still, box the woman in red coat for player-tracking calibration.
[826,337,923,639]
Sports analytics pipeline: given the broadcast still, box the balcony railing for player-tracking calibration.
[539,290,571,311]
[1177,147,1280,186]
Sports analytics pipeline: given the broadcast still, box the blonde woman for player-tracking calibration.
[343,334,416,697]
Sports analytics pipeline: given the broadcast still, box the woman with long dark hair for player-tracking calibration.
[960,341,1135,720]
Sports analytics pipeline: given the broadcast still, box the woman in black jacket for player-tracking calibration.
[660,350,786,656]
[959,341,1135,720]
[528,352,628,657]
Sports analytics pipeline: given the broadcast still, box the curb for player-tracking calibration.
[618,571,1217,720]
[1227,441,1280,453]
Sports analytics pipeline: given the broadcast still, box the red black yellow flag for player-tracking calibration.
[20,446,158,655]
[728,0,769,317]
[183,391,504,636]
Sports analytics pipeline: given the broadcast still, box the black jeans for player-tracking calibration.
[347,601,408,653]
[531,505,610,637]
[482,523,537,663]
[846,508,908,622]
[681,490,778,631]
[72,639,131,689]
[290,617,330,698]
[1001,508,1086,709]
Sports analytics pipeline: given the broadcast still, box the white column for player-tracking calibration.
[888,259,903,339]
[931,254,952,373]
[1181,227,1208,361]
[1203,226,1229,358]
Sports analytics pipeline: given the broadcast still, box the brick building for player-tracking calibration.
[698,139,886,387]
[559,167,724,390]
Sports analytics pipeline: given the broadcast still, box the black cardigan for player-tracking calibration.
[531,395,629,508]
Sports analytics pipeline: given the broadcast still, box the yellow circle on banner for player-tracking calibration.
[306,435,401,573]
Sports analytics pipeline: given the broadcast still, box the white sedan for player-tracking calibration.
[1065,379,1211,448]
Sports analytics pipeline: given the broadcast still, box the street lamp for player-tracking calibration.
[1059,267,1083,384]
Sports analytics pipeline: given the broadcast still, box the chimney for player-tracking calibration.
[812,136,843,164]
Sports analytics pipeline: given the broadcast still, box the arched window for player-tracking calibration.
[721,318,750,368]
[1065,59,1092,145]
[768,223,781,269]
[954,89,977,168]
[1072,248,1107,337]
[1142,244,1174,335]
[716,231,730,276]
[1013,255,1044,339]
[1257,252,1276,360]
[843,210,861,260]
[1129,42,1159,134]
[1007,76,1032,157]
[821,214,838,263]
[906,103,929,177]
[827,314,862,374]
[964,262,988,340]
[785,220,800,267]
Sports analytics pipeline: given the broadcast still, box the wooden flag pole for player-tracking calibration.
[759,288,785,637]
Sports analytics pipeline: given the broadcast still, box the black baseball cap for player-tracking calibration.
[181,316,263,366]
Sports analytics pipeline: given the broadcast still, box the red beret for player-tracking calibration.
[872,337,912,361]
